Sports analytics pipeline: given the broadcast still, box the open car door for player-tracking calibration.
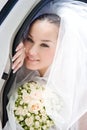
[0,0,52,129]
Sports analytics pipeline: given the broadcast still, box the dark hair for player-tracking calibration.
[23,13,61,40]
[31,13,61,27]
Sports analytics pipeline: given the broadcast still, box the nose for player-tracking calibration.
[29,45,38,56]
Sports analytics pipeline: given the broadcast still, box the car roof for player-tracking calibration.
[0,0,18,25]
[0,0,40,80]
[0,0,8,11]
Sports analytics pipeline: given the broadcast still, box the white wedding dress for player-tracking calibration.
[2,66,82,130]
[3,66,57,130]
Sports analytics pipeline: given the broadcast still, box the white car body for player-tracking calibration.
[0,0,42,129]
[0,0,41,91]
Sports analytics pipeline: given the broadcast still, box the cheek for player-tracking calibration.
[42,50,55,63]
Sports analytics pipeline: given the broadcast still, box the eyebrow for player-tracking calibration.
[28,33,52,42]
[41,40,53,43]
[28,34,55,44]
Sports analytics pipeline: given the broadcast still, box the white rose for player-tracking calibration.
[40,108,46,116]
[20,100,23,105]
[35,115,40,120]
[35,121,40,128]
[21,108,28,116]
[28,100,43,113]
[29,90,43,100]
[42,125,47,130]
[23,83,29,90]
[25,116,34,126]
[30,83,36,90]
[15,106,23,115]
[15,107,28,116]
[19,116,24,121]
[27,112,31,117]
[47,120,52,127]
[30,127,34,130]
[21,89,27,95]
[41,115,47,122]
[22,92,31,103]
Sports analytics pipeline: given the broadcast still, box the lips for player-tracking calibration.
[26,56,39,62]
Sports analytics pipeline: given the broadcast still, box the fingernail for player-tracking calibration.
[15,48,18,51]
[12,65,14,69]
[12,58,14,61]
[13,70,16,73]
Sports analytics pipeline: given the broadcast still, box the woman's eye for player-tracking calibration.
[26,37,34,43]
[41,43,49,48]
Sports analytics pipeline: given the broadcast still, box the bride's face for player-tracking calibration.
[24,20,59,76]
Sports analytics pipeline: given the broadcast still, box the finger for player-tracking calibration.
[15,42,24,51]
[12,55,24,69]
[13,62,23,73]
[12,48,24,61]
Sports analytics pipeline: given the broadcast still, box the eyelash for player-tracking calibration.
[40,43,49,48]
[26,37,33,43]
[26,37,49,48]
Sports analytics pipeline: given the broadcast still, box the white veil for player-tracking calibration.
[44,0,87,130]
[3,1,87,130]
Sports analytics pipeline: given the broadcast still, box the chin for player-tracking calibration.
[24,63,38,70]
[24,60,39,70]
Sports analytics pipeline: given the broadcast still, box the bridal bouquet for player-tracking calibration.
[14,81,54,130]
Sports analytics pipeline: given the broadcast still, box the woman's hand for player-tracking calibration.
[12,42,25,73]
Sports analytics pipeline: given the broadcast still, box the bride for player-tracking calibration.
[3,0,87,130]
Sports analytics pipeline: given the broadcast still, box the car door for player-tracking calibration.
[0,0,42,92]
[0,0,52,129]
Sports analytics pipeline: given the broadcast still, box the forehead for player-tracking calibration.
[29,19,59,33]
[30,20,58,33]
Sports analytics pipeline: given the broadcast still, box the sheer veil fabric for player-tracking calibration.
[44,0,87,130]
[3,1,87,130]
